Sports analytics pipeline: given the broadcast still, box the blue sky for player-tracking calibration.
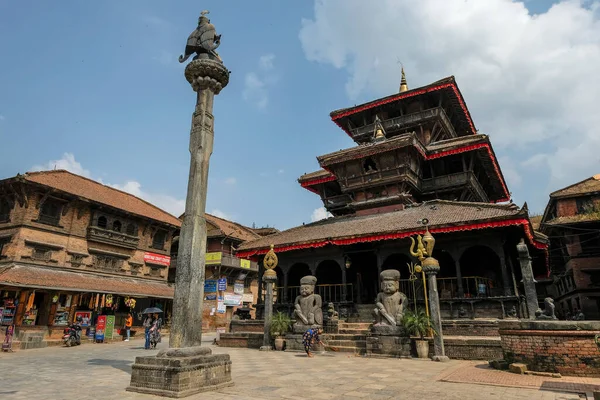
[1,0,598,230]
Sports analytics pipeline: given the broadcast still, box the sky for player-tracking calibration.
[0,0,599,231]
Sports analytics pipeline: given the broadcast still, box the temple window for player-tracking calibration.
[97,216,108,229]
[32,247,52,261]
[363,157,378,172]
[0,199,11,223]
[112,220,122,232]
[39,200,62,226]
[576,197,594,214]
[126,223,137,236]
[152,230,167,250]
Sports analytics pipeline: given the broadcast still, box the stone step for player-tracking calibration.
[339,329,370,335]
[322,345,366,354]
[323,334,366,341]
[339,322,371,330]
[324,339,366,348]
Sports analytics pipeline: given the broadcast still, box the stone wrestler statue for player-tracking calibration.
[293,275,323,332]
[373,269,407,327]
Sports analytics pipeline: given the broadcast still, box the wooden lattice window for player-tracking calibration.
[97,216,108,229]
[152,230,167,250]
[32,247,52,261]
[112,220,122,232]
[93,255,122,271]
[126,223,137,236]
[39,200,62,226]
[0,199,11,223]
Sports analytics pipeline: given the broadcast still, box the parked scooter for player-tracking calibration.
[63,317,83,347]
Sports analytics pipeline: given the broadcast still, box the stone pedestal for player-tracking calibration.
[284,333,324,352]
[366,335,411,358]
[126,347,233,398]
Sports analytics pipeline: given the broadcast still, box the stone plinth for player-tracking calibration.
[441,319,500,337]
[284,333,323,352]
[127,347,233,398]
[499,320,600,377]
[229,320,265,333]
[366,335,411,358]
[219,332,263,349]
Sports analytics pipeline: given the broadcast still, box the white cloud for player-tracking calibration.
[31,152,91,178]
[311,207,332,222]
[210,209,233,221]
[300,0,600,209]
[31,153,185,217]
[278,169,285,174]
[224,177,237,185]
[0,114,5,121]
[259,54,276,71]
[243,54,278,110]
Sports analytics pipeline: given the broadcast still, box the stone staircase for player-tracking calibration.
[322,322,371,355]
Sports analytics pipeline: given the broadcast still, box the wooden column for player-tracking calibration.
[15,290,28,326]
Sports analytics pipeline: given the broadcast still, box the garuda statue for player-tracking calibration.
[179,10,222,63]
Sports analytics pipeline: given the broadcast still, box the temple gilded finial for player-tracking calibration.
[399,67,409,93]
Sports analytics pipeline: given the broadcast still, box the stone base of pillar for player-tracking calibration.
[432,355,450,362]
[126,346,233,398]
[259,345,272,351]
[366,335,411,358]
[283,333,324,352]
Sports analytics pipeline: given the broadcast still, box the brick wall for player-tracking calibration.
[442,319,500,336]
[557,199,578,218]
[499,320,600,377]
[428,337,503,360]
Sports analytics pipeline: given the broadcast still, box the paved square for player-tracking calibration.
[0,335,588,399]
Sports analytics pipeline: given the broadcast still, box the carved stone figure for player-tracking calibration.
[507,306,518,318]
[179,11,223,63]
[327,302,339,321]
[373,270,407,328]
[293,276,323,333]
[535,297,557,320]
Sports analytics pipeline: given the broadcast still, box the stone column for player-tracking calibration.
[517,239,538,319]
[282,267,289,303]
[498,253,512,296]
[422,256,449,362]
[451,250,464,298]
[170,56,229,349]
[260,275,277,351]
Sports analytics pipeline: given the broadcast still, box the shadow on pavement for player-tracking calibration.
[87,358,133,374]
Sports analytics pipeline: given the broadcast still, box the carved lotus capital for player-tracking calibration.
[185,59,229,93]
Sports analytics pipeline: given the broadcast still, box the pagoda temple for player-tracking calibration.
[237,72,549,320]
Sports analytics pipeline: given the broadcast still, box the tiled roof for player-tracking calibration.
[550,175,600,198]
[298,170,332,182]
[0,264,174,298]
[204,214,260,242]
[14,170,181,227]
[426,134,488,153]
[237,200,526,252]
[251,227,280,237]
[544,214,600,226]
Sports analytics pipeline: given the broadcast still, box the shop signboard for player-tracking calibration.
[95,315,106,342]
[75,311,92,327]
[217,278,227,291]
[233,283,244,295]
[143,252,171,266]
[242,293,254,303]
[204,294,217,301]
[205,252,222,265]
[240,259,251,269]
[223,293,242,306]
[105,315,115,339]
[216,301,226,314]
[204,280,217,293]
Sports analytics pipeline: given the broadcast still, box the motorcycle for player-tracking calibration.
[62,324,82,347]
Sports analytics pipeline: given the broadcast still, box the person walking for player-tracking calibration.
[302,327,324,358]
[149,313,162,349]
[124,313,133,342]
[143,313,153,350]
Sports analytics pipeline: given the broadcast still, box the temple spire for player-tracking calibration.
[399,67,409,93]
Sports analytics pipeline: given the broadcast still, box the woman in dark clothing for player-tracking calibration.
[149,313,162,349]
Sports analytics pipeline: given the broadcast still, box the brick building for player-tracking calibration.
[0,170,179,344]
[540,174,600,319]
[169,214,260,331]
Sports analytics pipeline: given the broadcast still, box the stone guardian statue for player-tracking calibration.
[373,270,407,333]
[293,275,323,333]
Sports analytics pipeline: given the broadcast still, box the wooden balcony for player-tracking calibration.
[87,226,140,249]
[421,171,489,202]
[205,251,258,272]
[350,107,456,141]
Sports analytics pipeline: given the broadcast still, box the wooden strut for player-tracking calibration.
[36,189,55,210]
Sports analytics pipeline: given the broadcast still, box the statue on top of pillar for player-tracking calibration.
[293,275,323,333]
[372,269,408,335]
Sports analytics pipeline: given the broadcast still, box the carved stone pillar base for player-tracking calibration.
[366,335,411,358]
[126,347,233,398]
[259,345,273,351]
[432,355,450,362]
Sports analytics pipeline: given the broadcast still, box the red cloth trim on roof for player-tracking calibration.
[236,218,548,275]
[331,83,476,137]
[301,142,509,202]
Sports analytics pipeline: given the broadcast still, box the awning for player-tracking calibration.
[0,264,174,299]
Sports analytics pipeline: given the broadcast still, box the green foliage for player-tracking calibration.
[402,309,437,340]
[269,312,291,337]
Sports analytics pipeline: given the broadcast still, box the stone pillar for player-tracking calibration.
[261,275,276,351]
[517,239,538,319]
[170,55,229,349]
[498,253,512,296]
[422,256,449,362]
[282,267,289,303]
[453,254,464,298]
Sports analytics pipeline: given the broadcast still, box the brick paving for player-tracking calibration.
[0,334,589,400]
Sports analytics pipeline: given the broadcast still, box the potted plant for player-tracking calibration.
[402,309,436,359]
[270,312,291,351]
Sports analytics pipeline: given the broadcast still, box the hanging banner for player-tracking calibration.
[144,252,171,266]
[204,280,217,293]
[217,278,227,291]
[234,283,244,295]
[223,293,242,306]
[240,259,251,269]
